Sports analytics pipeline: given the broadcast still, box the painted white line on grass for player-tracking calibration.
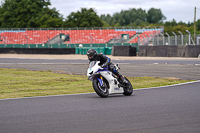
[1,80,200,101]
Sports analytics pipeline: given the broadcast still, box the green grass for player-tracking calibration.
[0,68,193,99]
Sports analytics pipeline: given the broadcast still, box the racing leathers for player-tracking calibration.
[89,53,127,83]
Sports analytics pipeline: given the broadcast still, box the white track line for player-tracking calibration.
[134,80,200,90]
[1,80,199,101]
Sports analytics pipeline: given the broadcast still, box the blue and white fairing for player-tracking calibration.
[87,61,124,94]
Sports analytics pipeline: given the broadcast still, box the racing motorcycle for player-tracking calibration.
[87,61,133,98]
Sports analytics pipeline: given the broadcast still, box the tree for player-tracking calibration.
[102,20,110,27]
[0,0,63,28]
[147,8,166,24]
[63,8,103,27]
[35,7,63,28]
[101,8,147,26]
[197,19,200,31]
[100,14,113,26]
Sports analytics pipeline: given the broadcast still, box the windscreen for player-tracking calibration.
[89,61,97,68]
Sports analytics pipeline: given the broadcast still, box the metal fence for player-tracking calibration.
[138,33,199,46]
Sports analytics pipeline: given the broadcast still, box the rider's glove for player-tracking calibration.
[101,62,108,68]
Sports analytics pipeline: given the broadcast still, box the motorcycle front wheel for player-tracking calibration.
[93,78,109,98]
[123,77,133,96]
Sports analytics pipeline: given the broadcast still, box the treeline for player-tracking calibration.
[100,8,200,36]
[100,8,166,27]
[0,0,199,35]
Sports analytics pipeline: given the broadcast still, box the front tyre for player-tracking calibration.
[93,78,109,98]
[123,77,133,96]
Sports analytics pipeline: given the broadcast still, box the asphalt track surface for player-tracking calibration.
[0,58,200,80]
[1,81,200,133]
[0,57,200,133]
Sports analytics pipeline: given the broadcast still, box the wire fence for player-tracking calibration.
[138,34,198,46]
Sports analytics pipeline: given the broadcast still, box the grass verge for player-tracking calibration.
[0,68,193,99]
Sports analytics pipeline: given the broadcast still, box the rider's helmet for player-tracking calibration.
[87,49,97,61]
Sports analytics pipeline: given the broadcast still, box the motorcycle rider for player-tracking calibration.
[87,49,128,84]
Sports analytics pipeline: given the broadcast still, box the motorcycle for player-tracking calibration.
[87,61,133,98]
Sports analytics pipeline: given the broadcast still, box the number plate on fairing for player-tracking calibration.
[114,88,120,90]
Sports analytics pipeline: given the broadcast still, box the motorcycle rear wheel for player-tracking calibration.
[123,77,133,96]
[93,79,109,98]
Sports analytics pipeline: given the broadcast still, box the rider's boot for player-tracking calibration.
[112,69,129,84]
[118,74,129,84]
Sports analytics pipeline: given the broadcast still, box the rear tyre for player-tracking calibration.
[123,77,133,96]
[93,78,109,98]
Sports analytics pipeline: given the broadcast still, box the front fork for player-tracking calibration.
[97,75,104,87]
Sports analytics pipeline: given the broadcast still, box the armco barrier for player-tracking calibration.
[112,45,137,56]
[0,48,75,54]
[138,45,200,57]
